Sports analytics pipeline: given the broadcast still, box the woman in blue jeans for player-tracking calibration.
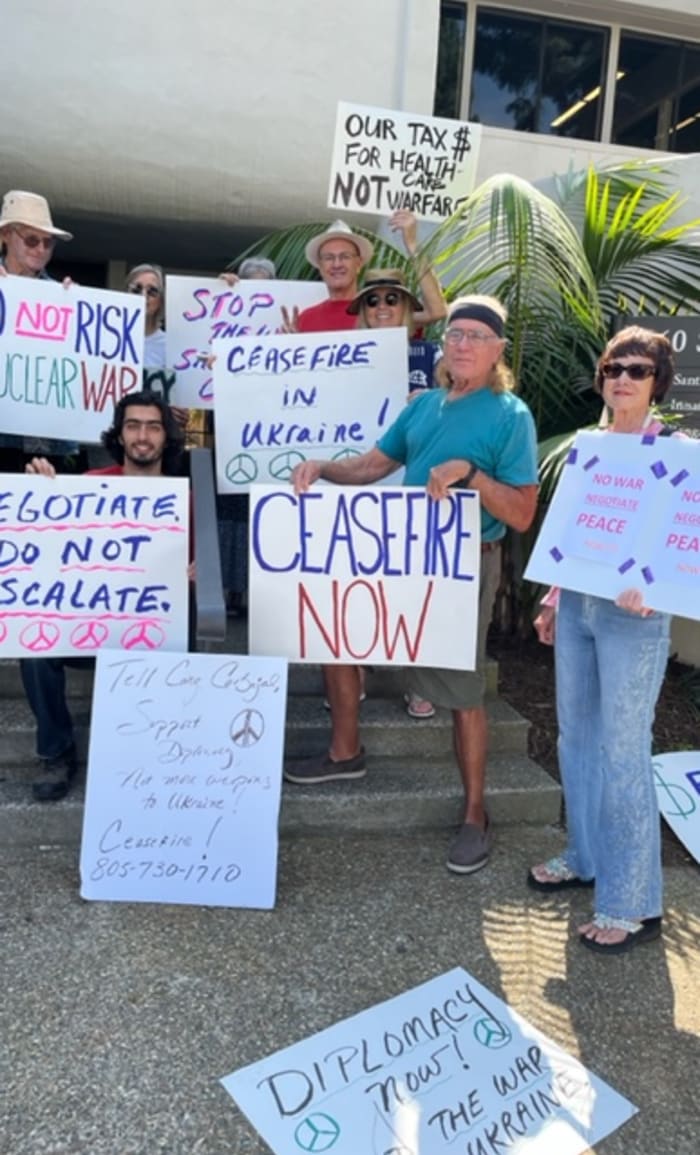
[530,325,680,955]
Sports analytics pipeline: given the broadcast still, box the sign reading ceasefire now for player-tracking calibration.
[0,278,145,443]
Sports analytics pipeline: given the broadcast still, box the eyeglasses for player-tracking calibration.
[14,230,55,250]
[122,419,165,434]
[318,252,357,265]
[365,291,402,308]
[600,362,656,380]
[444,327,498,346]
[128,283,162,298]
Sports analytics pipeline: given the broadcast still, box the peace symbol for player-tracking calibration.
[473,1017,512,1049]
[71,621,109,650]
[20,621,60,652]
[0,621,6,644]
[331,448,361,461]
[294,1113,341,1152]
[121,621,166,651]
[226,453,258,485]
[230,708,264,747]
[268,449,304,481]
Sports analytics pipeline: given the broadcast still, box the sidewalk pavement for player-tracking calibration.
[2,824,699,1155]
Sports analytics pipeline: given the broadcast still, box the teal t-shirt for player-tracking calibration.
[377,386,538,541]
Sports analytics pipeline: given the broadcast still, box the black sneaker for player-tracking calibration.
[32,745,78,802]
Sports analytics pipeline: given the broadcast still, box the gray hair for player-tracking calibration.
[237,257,276,279]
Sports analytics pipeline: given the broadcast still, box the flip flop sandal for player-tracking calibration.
[404,693,436,719]
[527,855,595,892]
[579,915,662,955]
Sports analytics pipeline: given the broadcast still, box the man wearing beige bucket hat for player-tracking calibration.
[283,218,374,334]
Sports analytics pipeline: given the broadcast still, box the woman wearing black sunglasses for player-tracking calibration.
[530,325,683,955]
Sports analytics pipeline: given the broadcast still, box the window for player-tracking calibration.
[434,1,468,119]
[614,34,700,153]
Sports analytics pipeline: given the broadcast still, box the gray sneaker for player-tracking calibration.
[447,816,492,874]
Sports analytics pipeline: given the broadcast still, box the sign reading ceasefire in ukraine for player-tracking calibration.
[0,278,145,443]
[328,101,482,221]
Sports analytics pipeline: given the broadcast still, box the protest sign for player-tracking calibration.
[0,277,144,442]
[213,328,408,493]
[0,475,189,657]
[328,101,482,222]
[653,751,700,864]
[80,650,287,908]
[165,275,327,407]
[221,966,636,1154]
[249,484,480,669]
[525,430,700,618]
[626,314,700,436]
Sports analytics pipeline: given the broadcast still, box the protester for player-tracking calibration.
[529,326,681,954]
[0,189,76,471]
[126,263,167,369]
[286,295,538,875]
[20,392,187,802]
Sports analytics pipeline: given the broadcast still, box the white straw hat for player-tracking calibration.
[0,190,72,240]
[305,219,373,269]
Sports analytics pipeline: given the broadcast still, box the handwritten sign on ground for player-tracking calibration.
[0,277,144,442]
[249,484,480,668]
[653,751,700,863]
[329,101,482,222]
[627,314,700,436]
[213,329,408,492]
[80,651,287,908]
[165,275,327,407]
[221,966,636,1154]
[0,474,189,656]
[525,431,700,617]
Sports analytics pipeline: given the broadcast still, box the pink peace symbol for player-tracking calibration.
[70,621,109,650]
[0,622,7,645]
[20,621,61,653]
[121,620,165,651]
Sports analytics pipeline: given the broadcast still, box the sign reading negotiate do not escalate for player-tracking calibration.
[249,484,481,669]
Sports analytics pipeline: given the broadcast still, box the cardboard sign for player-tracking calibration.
[0,475,189,656]
[221,966,636,1154]
[249,484,480,669]
[80,650,288,908]
[0,278,144,442]
[525,430,700,618]
[328,101,482,222]
[627,315,700,436]
[213,328,408,493]
[653,751,700,863]
[165,276,327,407]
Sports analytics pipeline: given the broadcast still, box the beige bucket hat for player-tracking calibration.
[0,190,73,240]
[305,219,373,270]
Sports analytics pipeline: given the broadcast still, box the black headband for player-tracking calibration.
[448,304,505,338]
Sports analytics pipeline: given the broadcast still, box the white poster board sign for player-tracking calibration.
[80,650,288,908]
[165,276,327,407]
[221,966,636,1154]
[249,484,480,669]
[0,475,189,656]
[213,329,408,493]
[329,101,482,222]
[653,751,700,863]
[0,277,144,442]
[525,431,700,618]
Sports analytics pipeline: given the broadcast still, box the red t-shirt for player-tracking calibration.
[297,298,358,333]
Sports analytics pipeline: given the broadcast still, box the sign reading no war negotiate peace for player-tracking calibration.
[525,430,700,618]
[0,475,189,657]
[249,484,481,669]
[221,966,636,1155]
[165,275,327,407]
[213,328,408,493]
[80,650,288,909]
[0,277,145,443]
[329,101,482,222]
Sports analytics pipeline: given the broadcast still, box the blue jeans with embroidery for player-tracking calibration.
[555,589,670,922]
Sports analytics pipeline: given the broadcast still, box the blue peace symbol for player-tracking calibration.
[294,1112,341,1152]
[269,449,305,480]
[473,1017,512,1049]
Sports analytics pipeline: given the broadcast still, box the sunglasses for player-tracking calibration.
[444,327,497,345]
[128,283,162,298]
[15,230,55,250]
[365,291,402,308]
[601,362,656,380]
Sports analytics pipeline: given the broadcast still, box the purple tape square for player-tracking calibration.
[651,461,668,480]
[642,433,657,445]
[618,558,635,574]
[583,455,599,472]
[566,448,578,466]
[671,470,690,487]
[550,547,564,563]
[641,566,654,585]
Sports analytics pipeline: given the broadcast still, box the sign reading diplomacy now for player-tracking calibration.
[328,101,482,222]
[525,430,700,618]
[0,277,145,443]
[0,475,189,657]
[221,967,636,1155]
[653,750,700,864]
[165,275,327,407]
[249,484,481,669]
[80,650,288,909]
[213,328,408,493]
